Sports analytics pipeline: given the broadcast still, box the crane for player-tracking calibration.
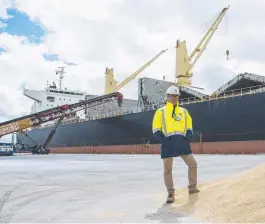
[175,5,230,88]
[0,92,123,154]
[104,49,168,94]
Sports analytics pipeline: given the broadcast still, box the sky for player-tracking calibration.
[1,0,265,141]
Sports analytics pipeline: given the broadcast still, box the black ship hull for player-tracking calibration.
[16,92,265,154]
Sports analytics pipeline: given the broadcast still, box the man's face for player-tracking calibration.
[166,94,179,105]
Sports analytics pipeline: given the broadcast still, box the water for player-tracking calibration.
[0,153,264,222]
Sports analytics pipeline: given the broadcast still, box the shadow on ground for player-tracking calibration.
[145,193,200,223]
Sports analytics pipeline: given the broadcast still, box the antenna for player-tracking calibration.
[55,67,65,89]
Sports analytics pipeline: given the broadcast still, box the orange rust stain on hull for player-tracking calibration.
[48,141,265,155]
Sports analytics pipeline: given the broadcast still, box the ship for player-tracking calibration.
[15,6,265,154]
[15,70,265,154]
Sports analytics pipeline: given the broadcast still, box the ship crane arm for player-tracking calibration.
[105,49,167,94]
[187,6,229,75]
[176,6,229,87]
[115,49,168,90]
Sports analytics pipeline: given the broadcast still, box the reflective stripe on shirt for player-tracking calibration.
[160,108,187,137]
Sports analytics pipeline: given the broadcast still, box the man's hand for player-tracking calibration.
[153,131,165,143]
[185,130,193,140]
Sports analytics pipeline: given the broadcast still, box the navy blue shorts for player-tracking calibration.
[160,135,192,159]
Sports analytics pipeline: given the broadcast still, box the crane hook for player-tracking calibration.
[226,50,230,60]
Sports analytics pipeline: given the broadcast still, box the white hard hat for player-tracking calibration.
[166,85,180,95]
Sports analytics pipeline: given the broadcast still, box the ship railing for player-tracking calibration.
[179,84,265,105]
[31,104,160,129]
[81,104,158,122]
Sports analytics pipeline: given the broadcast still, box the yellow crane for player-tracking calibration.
[175,5,230,88]
[104,49,168,94]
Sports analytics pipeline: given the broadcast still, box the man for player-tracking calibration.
[152,85,200,204]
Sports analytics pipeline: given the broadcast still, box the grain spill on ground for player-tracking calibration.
[169,163,265,223]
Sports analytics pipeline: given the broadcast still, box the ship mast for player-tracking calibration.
[55,67,65,89]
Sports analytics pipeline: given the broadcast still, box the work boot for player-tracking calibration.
[188,184,200,195]
[189,189,200,194]
[166,192,175,203]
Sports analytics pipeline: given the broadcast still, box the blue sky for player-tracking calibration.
[0,8,61,62]
[0,8,46,43]
[0,47,5,54]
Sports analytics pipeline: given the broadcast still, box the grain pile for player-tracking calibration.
[170,163,265,223]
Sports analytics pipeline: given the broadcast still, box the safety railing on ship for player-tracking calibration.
[31,84,265,130]
[77,104,160,122]
[179,84,265,105]
[30,104,160,130]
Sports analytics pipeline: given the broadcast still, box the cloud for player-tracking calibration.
[1,0,265,133]
[0,20,7,29]
[193,65,237,94]
[0,92,11,116]
[0,0,13,19]
[43,53,59,61]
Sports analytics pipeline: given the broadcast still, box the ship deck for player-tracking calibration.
[0,153,264,222]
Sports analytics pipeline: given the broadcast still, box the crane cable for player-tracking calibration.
[195,12,220,37]
[194,9,230,61]
[224,9,230,60]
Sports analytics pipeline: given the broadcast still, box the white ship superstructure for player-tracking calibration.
[23,67,138,126]
[23,85,86,116]
[23,67,87,120]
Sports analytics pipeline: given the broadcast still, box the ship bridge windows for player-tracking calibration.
[48,89,83,95]
[49,90,84,96]
[47,96,55,102]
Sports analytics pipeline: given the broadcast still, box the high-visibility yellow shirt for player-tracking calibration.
[152,101,193,137]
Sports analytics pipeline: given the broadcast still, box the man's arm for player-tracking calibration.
[185,109,193,139]
[152,109,165,143]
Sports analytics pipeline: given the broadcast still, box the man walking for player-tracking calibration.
[152,85,200,203]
